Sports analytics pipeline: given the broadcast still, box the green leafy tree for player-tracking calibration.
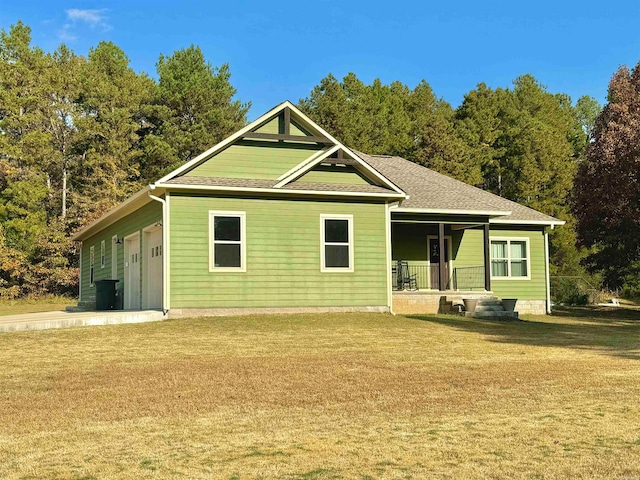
[573,61,640,289]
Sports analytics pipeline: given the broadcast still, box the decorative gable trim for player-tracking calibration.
[273,145,342,187]
[154,101,405,196]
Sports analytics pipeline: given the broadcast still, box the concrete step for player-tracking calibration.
[445,295,496,303]
[474,305,505,312]
[476,299,503,306]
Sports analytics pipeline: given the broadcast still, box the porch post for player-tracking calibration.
[483,223,491,291]
[438,223,447,291]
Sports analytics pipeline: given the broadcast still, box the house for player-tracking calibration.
[71,101,564,317]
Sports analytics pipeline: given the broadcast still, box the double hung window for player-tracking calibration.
[491,238,530,279]
[209,211,246,271]
[320,215,354,272]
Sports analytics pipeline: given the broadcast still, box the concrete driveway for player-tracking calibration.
[0,309,167,333]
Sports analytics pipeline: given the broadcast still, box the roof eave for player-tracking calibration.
[489,218,566,226]
[156,182,406,200]
[391,206,511,217]
[71,186,155,242]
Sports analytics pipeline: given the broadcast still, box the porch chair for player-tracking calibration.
[397,260,418,291]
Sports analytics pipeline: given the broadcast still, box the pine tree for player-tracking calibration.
[141,45,249,179]
[74,41,155,215]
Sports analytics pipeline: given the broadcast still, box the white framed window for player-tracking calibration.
[320,214,354,272]
[209,211,246,272]
[89,245,95,286]
[100,240,106,268]
[491,237,530,280]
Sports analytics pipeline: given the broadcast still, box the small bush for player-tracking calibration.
[552,277,589,305]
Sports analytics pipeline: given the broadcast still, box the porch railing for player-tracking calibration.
[452,265,485,291]
[392,262,485,291]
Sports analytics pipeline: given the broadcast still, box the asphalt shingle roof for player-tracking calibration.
[165,176,395,195]
[167,153,562,224]
[355,152,561,223]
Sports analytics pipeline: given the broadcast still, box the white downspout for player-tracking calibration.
[148,187,169,314]
[544,230,551,314]
[386,201,395,315]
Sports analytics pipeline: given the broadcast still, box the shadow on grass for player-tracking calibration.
[408,306,640,360]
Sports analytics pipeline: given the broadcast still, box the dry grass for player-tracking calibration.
[0,295,74,316]
[1,307,640,479]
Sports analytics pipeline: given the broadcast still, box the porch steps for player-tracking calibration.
[443,296,519,320]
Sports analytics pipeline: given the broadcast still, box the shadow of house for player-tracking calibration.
[407,306,640,360]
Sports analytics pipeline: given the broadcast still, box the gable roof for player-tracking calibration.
[72,102,564,241]
[156,101,404,195]
[355,152,564,225]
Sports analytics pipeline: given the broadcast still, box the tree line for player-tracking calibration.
[2,19,636,299]
[0,21,249,297]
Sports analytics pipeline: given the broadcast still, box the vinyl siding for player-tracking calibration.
[391,223,547,300]
[169,194,388,308]
[254,117,311,137]
[255,117,280,134]
[452,228,484,269]
[80,201,162,304]
[184,142,322,180]
[489,227,546,301]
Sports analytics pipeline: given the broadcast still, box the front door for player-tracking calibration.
[124,234,141,310]
[144,228,163,309]
[428,237,450,290]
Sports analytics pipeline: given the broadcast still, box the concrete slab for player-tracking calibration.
[0,309,167,333]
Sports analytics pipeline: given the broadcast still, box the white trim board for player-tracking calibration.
[157,182,405,199]
[273,145,341,187]
[391,206,511,217]
[490,218,565,226]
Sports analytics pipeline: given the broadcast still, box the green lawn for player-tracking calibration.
[1,307,639,479]
[0,295,74,316]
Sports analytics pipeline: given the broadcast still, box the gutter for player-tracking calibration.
[148,187,169,315]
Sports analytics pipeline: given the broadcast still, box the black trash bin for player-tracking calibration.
[95,279,119,310]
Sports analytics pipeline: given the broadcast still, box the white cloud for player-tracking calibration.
[66,9,109,28]
[58,8,111,41]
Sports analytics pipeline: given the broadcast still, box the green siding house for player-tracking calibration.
[72,101,563,317]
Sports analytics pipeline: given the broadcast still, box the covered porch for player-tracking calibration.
[391,212,493,292]
[390,210,497,315]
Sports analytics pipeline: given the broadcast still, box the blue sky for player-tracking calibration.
[1,0,639,119]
